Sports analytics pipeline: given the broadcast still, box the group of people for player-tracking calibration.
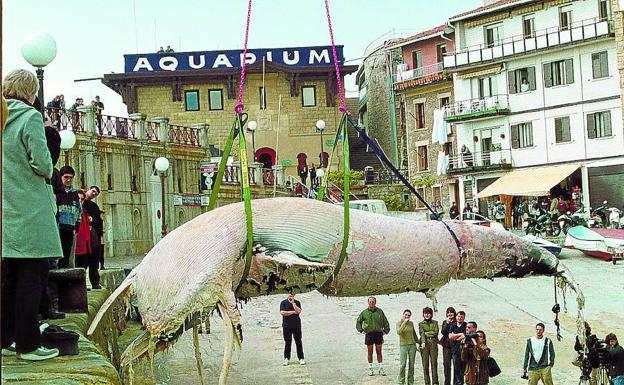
[2,69,104,362]
[298,163,320,188]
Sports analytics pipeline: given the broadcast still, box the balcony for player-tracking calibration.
[443,17,613,70]
[444,95,509,122]
[447,149,513,175]
[393,62,449,91]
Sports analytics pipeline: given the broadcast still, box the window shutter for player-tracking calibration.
[511,124,520,149]
[555,119,562,143]
[508,71,517,94]
[587,113,596,139]
[592,53,601,79]
[527,122,534,147]
[543,63,553,88]
[563,118,571,142]
[528,67,536,90]
[601,52,609,78]
[604,111,612,136]
[565,59,574,84]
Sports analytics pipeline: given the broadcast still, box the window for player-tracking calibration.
[415,102,426,129]
[587,111,612,139]
[433,186,442,203]
[259,87,266,110]
[184,90,199,111]
[523,14,535,38]
[436,44,447,63]
[543,59,574,87]
[208,89,223,110]
[599,0,609,20]
[440,96,450,109]
[302,86,316,107]
[559,6,572,30]
[554,117,571,143]
[412,50,423,70]
[592,51,609,79]
[485,23,502,47]
[508,67,536,93]
[478,76,497,98]
[416,187,426,208]
[417,145,429,171]
[511,122,534,149]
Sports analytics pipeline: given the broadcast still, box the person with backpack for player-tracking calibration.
[522,323,555,385]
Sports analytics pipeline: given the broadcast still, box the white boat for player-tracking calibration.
[564,226,624,263]
[523,235,562,257]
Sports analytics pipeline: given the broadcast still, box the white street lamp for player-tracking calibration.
[316,119,326,167]
[155,156,170,237]
[21,32,57,115]
[59,129,76,165]
[247,120,257,161]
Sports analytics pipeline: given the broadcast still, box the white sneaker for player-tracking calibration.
[282,359,289,366]
[299,359,306,365]
[18,347,59,361]
[378,366,386,376]
[368,367,374,376]
[1,343,16,356]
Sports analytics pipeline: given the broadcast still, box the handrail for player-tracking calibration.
[45,108,86,132]
[448,149,512,169]
[446,16,611,56]
[327,180,360,201]
[444,94,509,118]
[395,62,444,83]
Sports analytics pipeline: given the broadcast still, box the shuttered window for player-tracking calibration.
[543,59,574,87]
[508,67,536,94]
[554,117,571,143]
[587,111,612,139]
[591,51,609,79]
[511,122,534,149]
[417,145,429,171]
[415,102,426,129]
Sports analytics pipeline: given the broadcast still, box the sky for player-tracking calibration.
[3,0,481,117]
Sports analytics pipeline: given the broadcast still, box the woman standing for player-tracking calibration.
[461,330,490,385]
[440,307,456,385]
[1,69,62,360]
[419,307,440,385]
[397,309,419,385]
[74,191,101,289]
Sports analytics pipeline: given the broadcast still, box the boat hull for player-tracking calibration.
[564,226,624,261]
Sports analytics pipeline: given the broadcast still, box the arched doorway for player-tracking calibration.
[255,147,276,169]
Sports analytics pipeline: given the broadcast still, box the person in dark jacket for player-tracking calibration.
[606,333,624,385]
[440,307,457,385]
[56,165,82,267]
[461,330,490,385]
[82,185,104,278]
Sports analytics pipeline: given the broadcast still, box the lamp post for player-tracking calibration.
[59,129,76,165]
[155,157,170,238]
[21,32,57,116]
[316,119,325,168]
[247,120,257,161]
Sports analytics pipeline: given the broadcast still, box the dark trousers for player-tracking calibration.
[59,229,74,267]
[39,258,52,316]
[96,244,105,269]
[451,351,464,385]
[443,346,453,385]
[1,259,44,353]
[76,252,100,287]
[283,326,304,360]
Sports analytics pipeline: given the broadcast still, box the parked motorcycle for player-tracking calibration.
[525,206,561,237]
[589,201,608,228]
[608,207,622,229]
[569,206,590,228]
[557,211,572,235]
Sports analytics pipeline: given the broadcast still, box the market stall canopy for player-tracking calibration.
[476,164,580,198]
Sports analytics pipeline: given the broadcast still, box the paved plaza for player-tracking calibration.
[122,249,623,385]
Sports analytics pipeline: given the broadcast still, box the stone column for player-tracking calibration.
[192,123,210,148]
[129,113,147,141]
[249,161,264,185]
[77,105,96,135]
[273,164,285,186]
[153,117,170,144]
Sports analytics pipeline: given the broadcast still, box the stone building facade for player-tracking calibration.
[614,0,624,127]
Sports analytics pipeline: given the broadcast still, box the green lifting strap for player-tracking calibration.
[318,113,350,291]
[206,114,254,293]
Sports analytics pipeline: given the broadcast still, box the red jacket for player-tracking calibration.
[75,209,92,256]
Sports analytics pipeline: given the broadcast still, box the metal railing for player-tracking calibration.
[448,149,512,170]
[395,62,444,83]
[146,120,160,141]
[444,94,509,121]
[364,168,409,185]
[222,165,258,185]
[46,108,86,132]
[99,114,136,139]
[444,17,613,69]
[168,124,201,147]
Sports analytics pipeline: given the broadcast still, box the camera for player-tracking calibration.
[575,333,611,385]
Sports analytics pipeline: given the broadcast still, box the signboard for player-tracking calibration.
[199,162,219,173]
[281,159,292,167]
[325,139,335,147]
[125,45,345,73]
[173,194,208,206]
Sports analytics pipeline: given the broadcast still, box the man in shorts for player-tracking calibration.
[356,296,390,376]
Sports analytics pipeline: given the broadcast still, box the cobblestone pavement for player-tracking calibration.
[118,249,623,385]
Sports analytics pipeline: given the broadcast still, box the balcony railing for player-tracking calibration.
[364,168,409,185]
[444,94,509,122]
[46,108,86,132]
[448,149,513,174]
[99,114,137,139]
[444,17,613,69]
[395,62,444,83]
[168,124,201,147]
[146,120,160,141]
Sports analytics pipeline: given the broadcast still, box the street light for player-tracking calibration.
[247,120,257,161]
[21,31,57,116]
[59,129,76,165]
[316,119,325,168]
[155,156,170,238]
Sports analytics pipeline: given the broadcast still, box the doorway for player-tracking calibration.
[255,147,276,169]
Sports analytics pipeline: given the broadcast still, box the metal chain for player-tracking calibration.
[235,0,253,114]
[324,0,347,113]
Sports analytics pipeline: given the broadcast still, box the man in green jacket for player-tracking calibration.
[523,323,556,385]
[356,296,390,376]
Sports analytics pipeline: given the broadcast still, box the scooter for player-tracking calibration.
[525,206,561,237]
[608,207,622,229]
[589,201,608,228]
[569,206,590,229]
[557,211,572,235]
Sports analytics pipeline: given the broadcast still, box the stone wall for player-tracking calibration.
[613,0,624,131]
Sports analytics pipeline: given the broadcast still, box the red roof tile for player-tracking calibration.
[386,24,448,47]
[450,0,525,20]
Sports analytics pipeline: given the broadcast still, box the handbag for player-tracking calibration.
[487,356,501,377]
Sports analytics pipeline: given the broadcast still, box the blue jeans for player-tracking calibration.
[451,351,464,385]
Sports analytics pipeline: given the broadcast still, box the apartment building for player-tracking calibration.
[443,0,623,211]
